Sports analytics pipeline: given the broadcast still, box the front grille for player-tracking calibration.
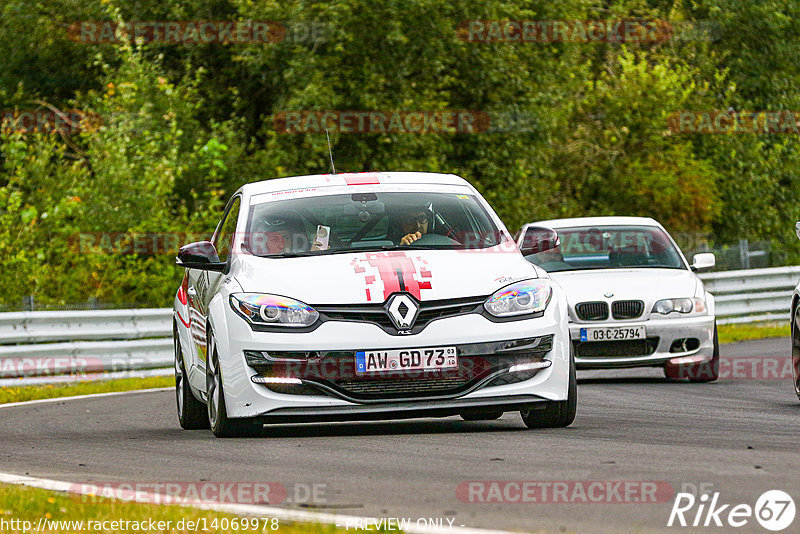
[611,300,644,320]
[573,337,659,358]
[247,335,554,400]
[333,377,471,396]
[575,301,609,321]
[316,296,485,334]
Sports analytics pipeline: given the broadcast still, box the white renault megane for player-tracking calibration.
[517,217,719,382]
[173,172,575,436]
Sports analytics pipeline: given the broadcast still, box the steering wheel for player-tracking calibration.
[409,233,461,246]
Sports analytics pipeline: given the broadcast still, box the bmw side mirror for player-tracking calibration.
[176,241,226,271]
[691,252,715,272]
[519,227,560,256]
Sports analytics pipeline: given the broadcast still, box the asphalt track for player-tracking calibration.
[1,338,798,533]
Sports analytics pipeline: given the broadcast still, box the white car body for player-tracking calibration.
[173,172,574,435]
[517,216,717,372]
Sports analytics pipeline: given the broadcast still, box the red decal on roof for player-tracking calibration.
[344,173,380,185]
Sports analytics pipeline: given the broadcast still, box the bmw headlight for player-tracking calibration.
[652,297,706,315]
[484,279,552,318]
[230,293,319,327]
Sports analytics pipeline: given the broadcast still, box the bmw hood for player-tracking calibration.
[233,249,543,304]
[549,268,701,303]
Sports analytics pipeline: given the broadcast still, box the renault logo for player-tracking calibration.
[386,294,419,330]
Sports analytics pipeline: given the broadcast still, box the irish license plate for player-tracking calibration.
[580,326,646,342]
[356,347,458,374]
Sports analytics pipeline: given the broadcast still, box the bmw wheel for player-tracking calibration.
[174,326,208,429]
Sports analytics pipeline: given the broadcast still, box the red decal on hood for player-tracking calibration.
[352,252,433,302]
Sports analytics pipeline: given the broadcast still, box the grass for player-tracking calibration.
[0,375,173,405]
[717,321,789,344]
[0,483,344,534]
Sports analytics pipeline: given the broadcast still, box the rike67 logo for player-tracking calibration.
[668,490,795,531]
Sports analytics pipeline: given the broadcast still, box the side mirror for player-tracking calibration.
[176,241,226,271]
[519,226,561,255]
[691,252,715,272]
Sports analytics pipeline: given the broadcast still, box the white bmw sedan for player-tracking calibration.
[516,217,719,382]
[173,172,575,436]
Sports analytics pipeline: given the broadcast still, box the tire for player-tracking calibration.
[206,333,262,437]
[663,322,720,383]
[520,349,577,429]
[174,328,208,430]
[791,306,800,400]
[460,410,503,421]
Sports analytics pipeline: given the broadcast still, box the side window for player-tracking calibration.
[213,197,241,262]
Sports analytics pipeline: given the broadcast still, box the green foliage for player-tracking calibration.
[1,0,799,306]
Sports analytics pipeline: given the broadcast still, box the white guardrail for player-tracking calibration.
[0,309,173,379]
[0,266,799,378]
[699,266,800,325]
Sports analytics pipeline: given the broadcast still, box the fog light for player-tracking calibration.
[250,376,302,385]
[508,361,552,373]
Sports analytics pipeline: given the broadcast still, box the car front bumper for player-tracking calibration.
[215,298,572,419]
[570,314,715,369]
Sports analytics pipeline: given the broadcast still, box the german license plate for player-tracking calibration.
[580,326,646,342]
[356,347,458,374]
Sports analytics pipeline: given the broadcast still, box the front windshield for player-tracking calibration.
[244,191,503,257]
[523,225,686,272]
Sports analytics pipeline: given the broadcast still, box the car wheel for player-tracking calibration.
[664,322,720,383]
[520,348,577,429]
[174,327,208,430]
[460,410,503,421]
[792,306,800,400]
[206,333,262,437]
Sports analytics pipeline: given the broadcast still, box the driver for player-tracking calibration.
[397,205,431,245]
[251,213,313,255]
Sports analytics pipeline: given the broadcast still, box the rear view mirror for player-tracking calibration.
[176,241,226,271]
[519,226,560,255]
[691,252,715,272]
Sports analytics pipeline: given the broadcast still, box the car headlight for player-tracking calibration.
[484,279,552,318]
[230,293,319,327]
[652,297,706,315]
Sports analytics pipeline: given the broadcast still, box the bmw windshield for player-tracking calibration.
[244,191,504,257]
[523,225,686,272]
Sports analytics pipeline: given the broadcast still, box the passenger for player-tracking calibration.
[396,206,431,245]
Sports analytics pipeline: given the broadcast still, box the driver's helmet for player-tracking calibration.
[250,212,307,254]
